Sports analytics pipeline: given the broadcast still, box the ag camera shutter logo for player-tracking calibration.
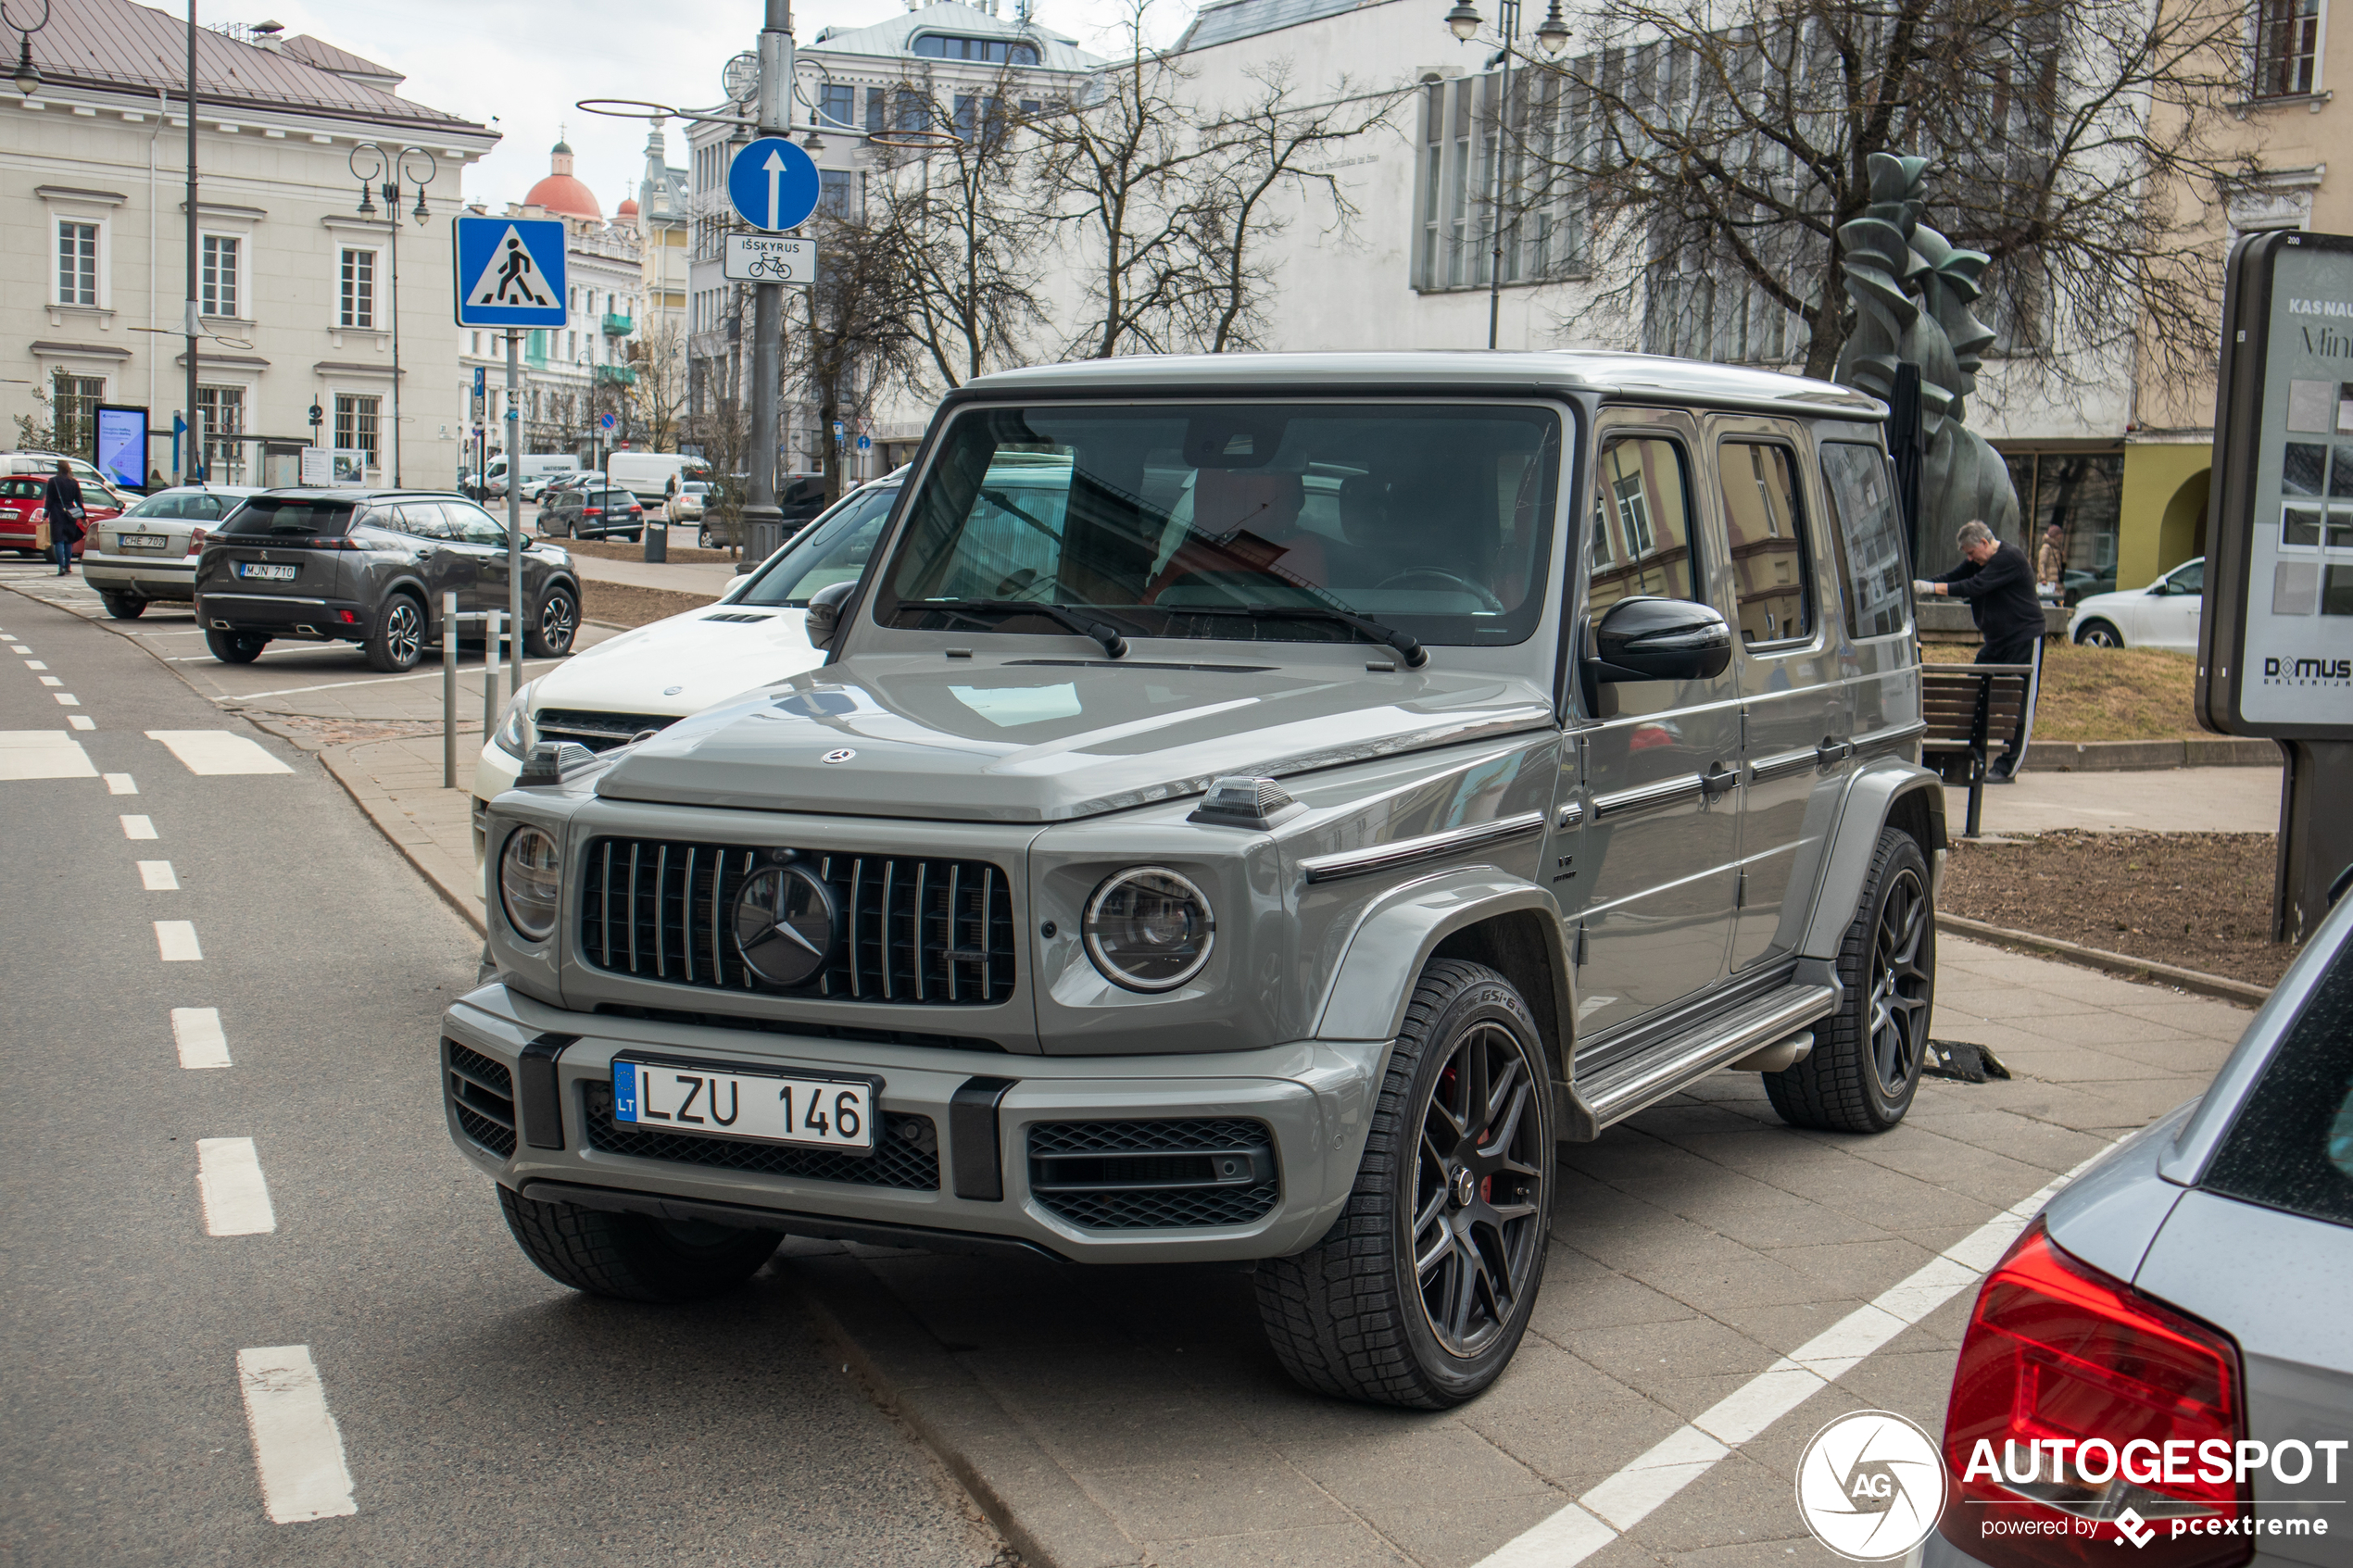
[1794,1410,1948,1561]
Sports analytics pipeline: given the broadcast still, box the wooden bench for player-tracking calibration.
[1922,662,2038,837]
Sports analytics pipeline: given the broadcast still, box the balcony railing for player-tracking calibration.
[603,313,634,336]
[595,364,637,386]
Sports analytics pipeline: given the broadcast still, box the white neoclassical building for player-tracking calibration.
[2,0,496,487]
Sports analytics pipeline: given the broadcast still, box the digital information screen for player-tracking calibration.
[94,405,148,490]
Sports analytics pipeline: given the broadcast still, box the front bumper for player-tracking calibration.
[82,553,197,600]
[440,982,1387,1263]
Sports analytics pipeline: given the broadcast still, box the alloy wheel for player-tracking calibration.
[1411,1022,1546,1359]
[1868,866,1931,1097]
[384,599,421,664]
[540,594,576,653]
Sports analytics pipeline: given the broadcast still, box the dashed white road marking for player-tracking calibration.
[68,714,94,731]
[37,675,60,687]
[105,772,137,794]
[0,732,96,780]
[196,1137,276,1236]
[155,920,202,960]
[146,730,295,776]
[1471,1139,2128,1568]
[139,859,180,891]
[25,659,46,669]
[235,1346,357,1523]
[171,1007,232,1069]
[54,693,78,706]
[120,814,157,839]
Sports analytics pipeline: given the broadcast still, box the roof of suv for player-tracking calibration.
[965,350,1886,420]
[244,488,472,503]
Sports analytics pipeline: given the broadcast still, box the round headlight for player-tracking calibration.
[1083,867,1214,992]
[498,826,562,942]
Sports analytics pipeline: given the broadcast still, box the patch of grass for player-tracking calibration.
[1922,637,2202,742]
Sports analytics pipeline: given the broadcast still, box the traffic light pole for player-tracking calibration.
[741,0,793,552]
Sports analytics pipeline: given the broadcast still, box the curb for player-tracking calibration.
[314,739,488,936]
[1936,912,2271,1006]
[2023,737,2282,772]
[791,1252,1140,1568]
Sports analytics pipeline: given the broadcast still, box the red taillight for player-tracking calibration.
[185,527,210,557]
[1942,1223,2247,1566]
[334,608,359,624]
[584,508,602,518]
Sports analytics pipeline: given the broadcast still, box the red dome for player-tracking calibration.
[525,172,601,220]
[618,196,640,217]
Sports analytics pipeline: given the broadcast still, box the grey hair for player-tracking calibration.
[1956,521,1995,548]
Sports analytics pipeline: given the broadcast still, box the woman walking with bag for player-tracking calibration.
[42,460,85,576]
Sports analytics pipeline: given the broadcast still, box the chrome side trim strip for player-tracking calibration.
[1591,774,1705,820]
[1300,811,1546,884]
[1749,747,1819,783]
[1855,720,1927,750]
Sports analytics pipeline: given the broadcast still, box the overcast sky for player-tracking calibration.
[241,0,1190,218]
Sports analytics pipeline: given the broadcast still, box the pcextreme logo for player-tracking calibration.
[1795,1411,1946,1562]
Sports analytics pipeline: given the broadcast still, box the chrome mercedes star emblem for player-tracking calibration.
[732,863,837,986]
[822,747,856,763]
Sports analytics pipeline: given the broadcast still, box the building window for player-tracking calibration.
[819,83,855,127]
[196,386,246,482]
[911,33,1038,63]
[1414,70,1585,295]
[865,88,887,133]
[200,234,239,318]
[2252,0,2322,97]
[340,247,376,329]
[333,394,381,468]
[819,169,857,219]
[57,221,99,307]
[50,370,105,455]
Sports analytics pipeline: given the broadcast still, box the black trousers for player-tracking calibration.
[1975,634,2042,771]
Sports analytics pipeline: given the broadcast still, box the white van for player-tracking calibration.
[601,451,710,507]
[483,452,579,498]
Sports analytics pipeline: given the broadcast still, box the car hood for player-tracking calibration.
[2070,586,2154,618]
[592,653,1557,822]
[529,603,823,721]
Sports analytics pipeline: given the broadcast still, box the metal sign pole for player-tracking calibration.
[507,329,524,697]
[741,0,794,547]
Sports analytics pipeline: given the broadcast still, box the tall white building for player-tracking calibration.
[2,0,495,486]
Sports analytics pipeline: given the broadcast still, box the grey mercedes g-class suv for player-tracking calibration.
[445,352,1943,1409]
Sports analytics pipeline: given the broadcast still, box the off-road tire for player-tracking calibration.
[101,592,146,620]
[2073,620,2123,648]
[497,1185,782,1304]
[525,587,577,658]
[363,592,425,673]
[1256,960,1554,1408]
[204,626,267,664]
[1764,827,1935,1134]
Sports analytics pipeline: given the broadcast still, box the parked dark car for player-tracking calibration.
[539,484,645,541]
[193,489,581,672]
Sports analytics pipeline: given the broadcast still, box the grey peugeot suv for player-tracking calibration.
[195,488,582,671]
[445,352,1944,1408]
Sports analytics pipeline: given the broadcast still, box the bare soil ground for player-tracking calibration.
[1942,829,2299,987]
[1921,638,2202,742]
[556,536,739,567]
[579,581,719,629]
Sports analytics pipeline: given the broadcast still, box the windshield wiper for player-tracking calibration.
[912,598,1130,659]
[1159,603,1428,668]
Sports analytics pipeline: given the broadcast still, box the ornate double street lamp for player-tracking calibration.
[349,142,437,485]
[1441,0,1569,348]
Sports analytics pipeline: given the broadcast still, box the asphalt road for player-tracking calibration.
[0,588,1008,1565]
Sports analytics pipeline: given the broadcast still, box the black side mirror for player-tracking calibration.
[1587,596,1733,684]
[804,579,857,652]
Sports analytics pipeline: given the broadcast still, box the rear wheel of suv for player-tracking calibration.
[101,592,146,620]
[364,592,425,673]
[497,1185,782,1303]
[526,587,577,657]
[1764,826,1935,1134]
[1256,959,1554,1408]
[204,626,268,664]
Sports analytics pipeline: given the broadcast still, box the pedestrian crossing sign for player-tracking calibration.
[453,216,567,328]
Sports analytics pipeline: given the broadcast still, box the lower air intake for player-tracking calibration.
[1028,1118,1278,1230]
[446,1040,517,1158]
[583,1082,939,1190]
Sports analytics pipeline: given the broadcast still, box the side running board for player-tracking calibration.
[1578,984,1838,1131]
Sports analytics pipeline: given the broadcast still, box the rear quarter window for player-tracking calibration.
[1819,443,1911,639]
[2203,940,2353,1228]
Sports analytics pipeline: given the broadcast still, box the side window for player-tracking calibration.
[445,501,510,546]
[1588,436,1699,611]
[396,504,454,541]
[1819,442,1911,639]
[1718,441,1815,646]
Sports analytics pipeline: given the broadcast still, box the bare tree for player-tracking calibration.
[1526,0,2247,393]
[625,318,692,453]
[792,201,928,502]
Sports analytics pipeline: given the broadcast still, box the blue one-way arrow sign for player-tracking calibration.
[726,136,820,233]
[453,216,567,328]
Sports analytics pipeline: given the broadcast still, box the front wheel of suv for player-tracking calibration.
[1256,960,1554,1409]
[497,1185,782,1303]
[1763,826,1935,1134]
[363,592,425,673]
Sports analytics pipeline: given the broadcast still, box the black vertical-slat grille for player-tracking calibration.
[579,836,1015,1005]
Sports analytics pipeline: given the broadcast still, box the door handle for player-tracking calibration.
[1815,738,1855,768]
[1700,764,1738,800]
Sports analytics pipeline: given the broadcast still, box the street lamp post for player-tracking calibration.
[349,142,437,486]
[1443,0,1569,349]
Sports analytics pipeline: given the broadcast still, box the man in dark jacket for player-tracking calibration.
[1917,519,2045,780]
[41,461,84,577]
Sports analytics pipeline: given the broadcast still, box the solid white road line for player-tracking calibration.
[0,732,97,780]
[105,772,137,794]
[171,1007,232,1069]
[219,656,565,704]
[120,813,157,838]
[139,859,180,891]
[54,693,78,706]
[235,1346,358,1523]
[68,715,94,731]
[1470,1139,2128,1568]
[196,1137,276,1235]
[145,730,295,776]
[155,920,202,960]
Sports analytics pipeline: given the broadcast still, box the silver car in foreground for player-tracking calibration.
[1930,888,2353,1566]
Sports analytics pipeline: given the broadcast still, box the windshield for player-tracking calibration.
[877,402,1563,649]
[221,498,354,537]
[736,484,900,607]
